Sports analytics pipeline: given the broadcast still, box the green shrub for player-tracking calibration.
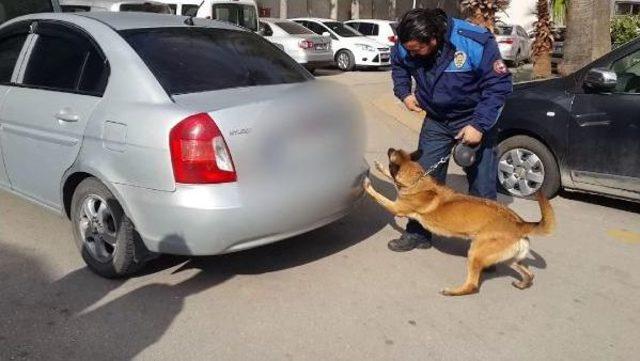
[611,15,640,48]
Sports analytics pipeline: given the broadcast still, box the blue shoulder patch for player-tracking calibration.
[446,19,487,72]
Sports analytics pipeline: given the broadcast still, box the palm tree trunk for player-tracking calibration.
[560,0,611,75]
[330,0,339,20]
[351,0,359,19]
[389,0,397,19]
[532,0,553,78]
[280,0,287,19]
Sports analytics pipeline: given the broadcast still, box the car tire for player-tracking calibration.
[497,135,561,199]
[336,50,355,71]
[71,177,149,278]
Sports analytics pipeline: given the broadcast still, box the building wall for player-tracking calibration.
[255,0,461,20]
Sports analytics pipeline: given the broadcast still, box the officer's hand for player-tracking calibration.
[455,125,483,146]
[403,94,423,113]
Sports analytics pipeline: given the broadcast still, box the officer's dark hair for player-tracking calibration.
[396,8,448,45]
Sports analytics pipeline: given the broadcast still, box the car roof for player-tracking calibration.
[5,11,241,31]
[260,17,295,23]
[76,11,242,30]
[291,18,336,22]
[345,19,396,24]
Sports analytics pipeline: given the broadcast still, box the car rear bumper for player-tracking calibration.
[292,50,334,65]
[113,170,368,256]
[499,45,517,60]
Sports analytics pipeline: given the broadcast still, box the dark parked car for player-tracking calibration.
[497,37,640,202]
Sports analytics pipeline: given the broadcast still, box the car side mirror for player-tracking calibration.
[584,68,618,93]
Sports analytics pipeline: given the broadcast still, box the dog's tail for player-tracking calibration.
[522,192,556,236]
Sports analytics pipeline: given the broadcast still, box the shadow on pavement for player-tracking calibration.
[1,173,395,360]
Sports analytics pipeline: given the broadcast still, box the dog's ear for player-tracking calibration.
[410,149,423,161]
[387,148,396,159]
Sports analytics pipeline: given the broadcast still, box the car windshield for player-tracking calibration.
[495,26,513,36]
[322,21,362,37]
[119,3,172,14]
[0,0,54,24]
[211,4,258,32]
[276,21,314,35]
[120,27,311,95]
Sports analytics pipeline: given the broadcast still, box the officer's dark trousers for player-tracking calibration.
[405,117,499,238]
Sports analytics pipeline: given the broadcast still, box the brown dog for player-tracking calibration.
[363,148,555,296]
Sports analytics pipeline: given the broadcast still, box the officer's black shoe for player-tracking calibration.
[388,233,432,252]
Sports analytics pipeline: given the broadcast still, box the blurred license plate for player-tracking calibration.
[315,44,327,50]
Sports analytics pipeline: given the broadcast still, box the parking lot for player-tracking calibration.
[1,69,640,361]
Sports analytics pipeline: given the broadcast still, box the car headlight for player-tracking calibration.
[355,44,376,52]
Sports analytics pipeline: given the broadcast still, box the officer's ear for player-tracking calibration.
[410,149,423,161]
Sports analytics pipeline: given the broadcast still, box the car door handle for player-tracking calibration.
[55,109,80,123]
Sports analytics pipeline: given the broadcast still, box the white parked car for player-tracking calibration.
[259,18,333,71]
[292,18,390,71]
[155,0,259,32]
[60,0,172,13]
[495,23,532,66]
[344,19,398,47]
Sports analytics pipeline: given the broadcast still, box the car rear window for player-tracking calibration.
[495,26,513,36]
[119,3,172,14]
[276,21,314,35]
[390,22,398,34]
[322,21,361,37]
[120,27,311,95]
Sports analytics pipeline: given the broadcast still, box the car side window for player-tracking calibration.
[22,23,108,96]
[610,49,640,94]
[306,22,326,36]
[0,33,28,84]
[371,24,379,36]
[357,22,374,35]
[260,22,273,37]
[519,28,528,38]
[347,22,360,31]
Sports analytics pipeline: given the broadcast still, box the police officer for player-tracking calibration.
[388,8,513,251]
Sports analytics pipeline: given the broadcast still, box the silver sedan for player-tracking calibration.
[0,12,367,277]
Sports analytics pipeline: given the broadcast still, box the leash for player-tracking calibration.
[404,153,451,189]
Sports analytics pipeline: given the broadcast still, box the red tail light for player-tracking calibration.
[499,38,514,45]
[298,39,314,49]
[388,35,397,43]
[169,113,236,184]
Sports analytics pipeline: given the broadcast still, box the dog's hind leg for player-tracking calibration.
[510,238,534,290]
[441,236,520,296]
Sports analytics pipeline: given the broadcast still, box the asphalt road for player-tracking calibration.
[1,69,639,361]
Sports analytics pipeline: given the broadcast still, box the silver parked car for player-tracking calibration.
[0,12,367,277]
[495,23,532,66]
[259,18,333,72]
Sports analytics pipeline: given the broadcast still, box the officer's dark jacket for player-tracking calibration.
[391,16,513,132]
